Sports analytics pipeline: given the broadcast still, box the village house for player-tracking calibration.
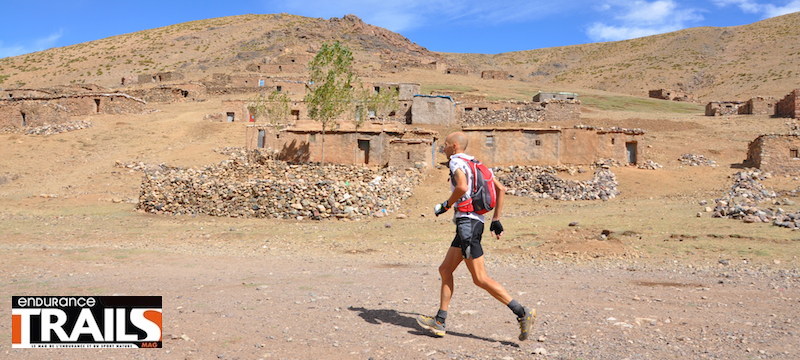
[0,93,147,129]
[444,67,470,76]
[410,95,457,126]
[461,126,644,166]
[705,101,745,116]
[137,72,184,84]
[738,96,776,115]
[245,123,438,167]
[125,83,207,103]
[775,89,800,118]
[745,134,800,174]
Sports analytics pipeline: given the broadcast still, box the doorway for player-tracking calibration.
[226,112,235,122]
[358,139,370,164]
[626,142,637,165]
[94,99,101,113]
[21,112,27,126]
[257,130,266,148]
[291,110,300,121]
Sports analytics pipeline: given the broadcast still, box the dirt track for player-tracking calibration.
[1,218,799,360]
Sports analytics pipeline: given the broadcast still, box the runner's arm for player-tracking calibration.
[492,177,506,221]
[446,169,468,208]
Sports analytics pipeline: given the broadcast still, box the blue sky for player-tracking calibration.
[1,0,799,58]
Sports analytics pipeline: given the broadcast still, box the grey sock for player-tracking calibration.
[507,300,525,318]
[435,309,447,323]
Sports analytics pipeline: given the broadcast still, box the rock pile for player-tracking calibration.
[461,104,545,126]
[637,160,663,170]
[25,120,92,135]
[494,166,619,201]
[573,125,646,135]
[709,171,800,227]
[137,150,422,220]
[679,153,717,167]
[595,158,623,168]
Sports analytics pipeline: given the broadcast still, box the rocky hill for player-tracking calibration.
[0,14,441,89]
[1,12,799,101]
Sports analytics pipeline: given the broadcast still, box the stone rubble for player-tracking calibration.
[679,153,717,167]
[637,160,663,170]
[708,170,800,228]
[137,149,422,220]
[573,125,646,135]
[24,120,93,135]
[494,165,620,201]
[114,161,174,173]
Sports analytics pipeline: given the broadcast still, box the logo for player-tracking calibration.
[11,296,162,348]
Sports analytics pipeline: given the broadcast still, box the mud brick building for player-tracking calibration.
[738,96,776,115]
[0,93,146,129]
[245,124,438,167]
[745,134,800,174]
[461,127,644,166]
[410,95,457,125]
[137,72,184,84]
[776,89,800,118]
[706,101,744,116]
[125,84,207,103]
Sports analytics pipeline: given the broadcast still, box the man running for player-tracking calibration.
[417,131,536,341]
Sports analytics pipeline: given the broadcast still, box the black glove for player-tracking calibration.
[434,200,450,217]
[490,220,504,236]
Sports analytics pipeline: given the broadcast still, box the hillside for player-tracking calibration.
[446,12,800,100]
[0,13,799,101]
[0,14,440,89]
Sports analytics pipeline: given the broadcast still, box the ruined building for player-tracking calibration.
[0,93,147,129]
[745,134,800,174]
[245,124,438,167]
[776,89,800,118]
[738,97,776,115]
[649,89,693,102]
[461,126,645,166]
[705,101,744,116]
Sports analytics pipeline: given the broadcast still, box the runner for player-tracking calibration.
[417,131,536,340]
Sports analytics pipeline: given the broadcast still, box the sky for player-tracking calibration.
[1,0,799,58]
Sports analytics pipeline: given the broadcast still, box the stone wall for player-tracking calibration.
[137,150,423,220]
[410,95,457,125]
[0,100,69,130]
[460,100,580,126]
[706,101,744,116]
[776,89,800,118]
[739,97,776,115]
[745,134,800,174]
[126,85,206,103]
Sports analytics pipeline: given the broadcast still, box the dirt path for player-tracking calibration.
[1,242,798,360]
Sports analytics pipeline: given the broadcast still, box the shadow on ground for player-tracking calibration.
[348,306,519,347]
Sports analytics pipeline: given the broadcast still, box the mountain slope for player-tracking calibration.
[0,12,798,101]
[0,14,439,89]
[445,12,800,100]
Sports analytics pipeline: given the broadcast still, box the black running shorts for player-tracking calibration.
[450,217,485,259]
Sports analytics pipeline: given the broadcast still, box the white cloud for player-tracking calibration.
[262,0,579,32]
[0,30,63,58]
[586,1,703,41]
[712,0,800,18]
[763,0,800,17]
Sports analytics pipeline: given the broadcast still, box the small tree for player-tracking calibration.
[305,41,358,163]
[247,90,290,124]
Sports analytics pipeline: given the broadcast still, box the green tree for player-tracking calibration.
[248,90,290,124]
[356,85,399,128]
[305,41,358,163]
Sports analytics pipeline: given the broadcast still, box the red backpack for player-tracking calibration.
[451,156,497,215]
